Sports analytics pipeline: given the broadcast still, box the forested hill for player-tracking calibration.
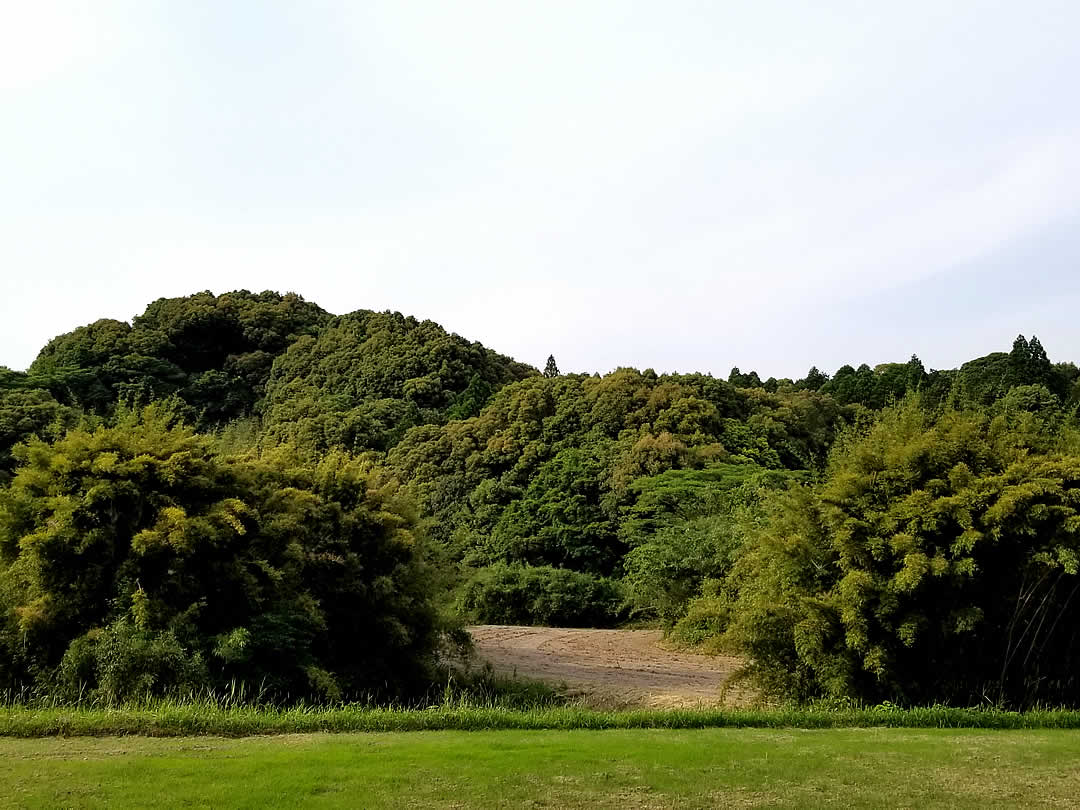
[4,292,1075,470]
[3,290,1080,706]
[3,291,1078,527]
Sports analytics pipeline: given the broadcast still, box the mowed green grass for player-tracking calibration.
[2,728,1078,809]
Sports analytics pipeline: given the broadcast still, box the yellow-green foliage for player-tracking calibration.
[0,406,438,703]
[717,402,1080,707]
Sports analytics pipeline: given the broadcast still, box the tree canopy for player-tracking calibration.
[260,310,534,453]
[3,292,1079,706]
[28,291,329,424]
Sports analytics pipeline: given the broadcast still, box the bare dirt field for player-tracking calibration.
[467,625,752,708]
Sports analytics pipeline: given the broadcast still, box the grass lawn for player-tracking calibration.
[2,728,1078,808]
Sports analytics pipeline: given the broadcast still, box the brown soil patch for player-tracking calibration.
[467,625,753,708]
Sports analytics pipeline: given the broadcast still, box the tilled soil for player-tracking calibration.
[467,625,751,708]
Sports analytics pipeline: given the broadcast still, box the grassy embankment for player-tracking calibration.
[4,727,1079,808]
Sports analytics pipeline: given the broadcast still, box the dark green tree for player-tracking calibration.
[906,354,926,388]
[261,310,534,453]
[28,291,329,425]
[1028,336,1052,385]
[729,368,763,388]
[798,366,829,391]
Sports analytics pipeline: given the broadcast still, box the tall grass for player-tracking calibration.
[5,667,1080,738]
[4,696,1080,737]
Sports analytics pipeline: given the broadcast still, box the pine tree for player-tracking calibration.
[1006,334,1053,389]
[1003,334,1032,392]
[543,355,560,378]
[906,354,926,390]
[1009,334,1030,372]
[1028,336,1052,384]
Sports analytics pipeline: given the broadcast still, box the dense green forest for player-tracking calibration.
[2,289,1080,707]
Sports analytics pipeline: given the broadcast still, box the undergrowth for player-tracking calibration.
[5,665,1080,738]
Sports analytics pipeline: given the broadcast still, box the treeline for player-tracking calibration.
[2,289,1080,707]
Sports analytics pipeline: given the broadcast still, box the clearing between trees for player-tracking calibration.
[467,625,750,707]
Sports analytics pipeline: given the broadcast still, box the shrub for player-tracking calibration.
[620,465,803,627]
[668,579,731,648]
[456,564,625,627]
[622,516,738,626]
[58,621,209,704]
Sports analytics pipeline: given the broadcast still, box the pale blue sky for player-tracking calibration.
[3,1,1078,377]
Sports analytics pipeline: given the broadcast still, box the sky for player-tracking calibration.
[3,1,1079,378]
